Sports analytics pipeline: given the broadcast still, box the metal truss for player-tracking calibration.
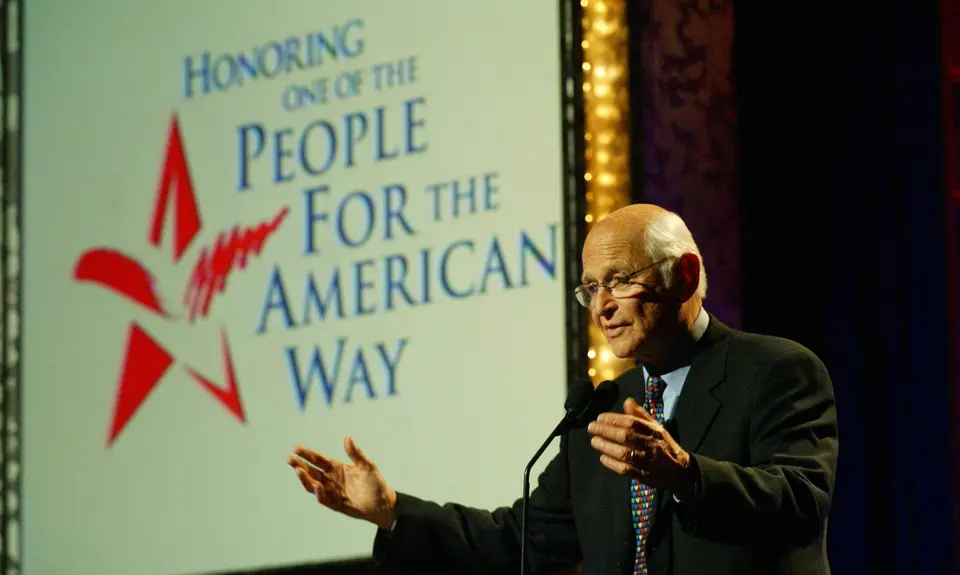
[559,0,588,391]
[1,0,23,573]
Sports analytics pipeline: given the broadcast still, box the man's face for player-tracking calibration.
[580,228,677,359]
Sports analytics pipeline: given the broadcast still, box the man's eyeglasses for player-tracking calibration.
[573,258,672,307]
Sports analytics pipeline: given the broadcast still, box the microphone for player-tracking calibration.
[557,379,595,431]
[520,380,619,574]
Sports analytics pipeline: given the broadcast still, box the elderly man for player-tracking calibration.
[287,204,839,574]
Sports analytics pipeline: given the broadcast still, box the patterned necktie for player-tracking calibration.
[631,373,666,575]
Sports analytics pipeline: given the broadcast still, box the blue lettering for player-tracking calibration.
[384,255,414,310]
[404,97,428,154]
[237,123,266,191]
[256,265,296,333]
[234,97,427,191]
[273,128,296,183]
[260,42,285,77]
[235,53,256,81]
[336,191,375,248]
[376,338,408,396]
[440,240,475,298]
[344,347,375,403]
[304,269,344,321]
[183,54,210,98]
[354,259,376,315]
[281,77,329,112]
[344,112,368,167]
[283,38,306,69]
[337,19,366,57]
[374,106,399,161]
[383,184,415,239]
[419,248,432,303]
[181,21,366,100]
[284,340,345,410]
[483,172,500,211]
[281,85,302,111]
[519,224,558,285]
[285,337,405,410]
[452,177,476,218]
[480,237,513,293]
[300,120,337,176]
[261,225,563,333]
[212,54,238,91]
[425,183,444,222]
[422,174,497,221]
[302,185,330,255]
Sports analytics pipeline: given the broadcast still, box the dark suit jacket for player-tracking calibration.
[372,316,839,574]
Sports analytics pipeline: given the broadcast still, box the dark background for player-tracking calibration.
[731,0,954,573]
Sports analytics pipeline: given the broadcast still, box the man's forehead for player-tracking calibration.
[581,225,650,279]
[580,255,647,281]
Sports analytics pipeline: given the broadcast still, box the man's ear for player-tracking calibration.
[674,253,701,302]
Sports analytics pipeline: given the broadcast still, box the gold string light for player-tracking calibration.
[582,0,635,384]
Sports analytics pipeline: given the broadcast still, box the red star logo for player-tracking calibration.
[72,113,288,447]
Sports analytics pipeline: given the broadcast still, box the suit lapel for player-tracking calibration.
[653,315,733,527]
[669,314,732,452]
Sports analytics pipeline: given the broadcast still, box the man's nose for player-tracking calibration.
[592,287,618,316]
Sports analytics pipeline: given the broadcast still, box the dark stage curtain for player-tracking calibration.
[734,0,953,573]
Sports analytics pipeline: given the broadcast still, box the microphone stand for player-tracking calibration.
[521,416,571,575]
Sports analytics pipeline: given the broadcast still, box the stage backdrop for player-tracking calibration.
[21,2,567,574]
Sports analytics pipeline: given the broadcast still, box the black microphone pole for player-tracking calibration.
[521,415,571,575]
[520,380,618,575]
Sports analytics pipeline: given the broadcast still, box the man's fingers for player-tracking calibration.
[292,446,337,472]
[344,435,373,468]
[289,457,334,482]
[289,459,342,503]
[599,454,633,476]
[289,458,322,485]
[590,435,633,461]
[301,474,342,509]
[589,421,630,445]
[592,412,659,433]
[293,465,319,494]
[590,434,657,468]
[599,454,657,483]
[588,420,655,445]
[624,398,655,422]
[287,455,311,475]
[314,482,341,508]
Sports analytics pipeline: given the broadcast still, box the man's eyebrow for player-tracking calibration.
[581,268,613,283]
[580,270,603,283]
[582,261,631,282]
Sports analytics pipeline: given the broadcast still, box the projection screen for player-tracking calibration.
[21,1,573,573]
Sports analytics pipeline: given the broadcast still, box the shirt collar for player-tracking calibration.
[690,305,709,342]
[642,307,709,392]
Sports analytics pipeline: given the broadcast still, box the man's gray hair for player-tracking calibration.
[643,211,708,300]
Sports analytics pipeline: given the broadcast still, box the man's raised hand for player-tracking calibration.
[287,436,398,530]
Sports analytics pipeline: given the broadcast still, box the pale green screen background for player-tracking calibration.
[22,1,567,574]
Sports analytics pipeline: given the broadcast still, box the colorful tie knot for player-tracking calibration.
[645,374,666,403]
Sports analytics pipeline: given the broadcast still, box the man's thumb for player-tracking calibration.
[624,397,653,420]
[344,435,373,468]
